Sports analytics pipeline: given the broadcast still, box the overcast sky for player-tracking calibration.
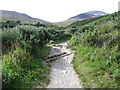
[0,0,119,22]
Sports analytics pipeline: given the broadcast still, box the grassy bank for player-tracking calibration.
[71,44,119,88]
[67,12,119,88]
[2,45,50,88]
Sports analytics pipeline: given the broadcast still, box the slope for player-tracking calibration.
[54,11,108,27]
[67,11,119,88]
[0,10,52,25]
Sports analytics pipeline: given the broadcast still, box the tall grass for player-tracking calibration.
[68,12,120,88]
[2,47,50,88]
[72,44,119,88]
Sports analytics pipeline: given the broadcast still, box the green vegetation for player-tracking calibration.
[68,11,120,88]
[2,47,50,88]
[68,15,109,28]
[0,20,21,28]
[2,10,120,88]
[53,19,79,27]
[2,22,71,88]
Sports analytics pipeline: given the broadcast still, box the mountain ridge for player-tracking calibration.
[1,10,108,27]
[54,10,108,27]
[0,10,51,25]
[68,11,108,20]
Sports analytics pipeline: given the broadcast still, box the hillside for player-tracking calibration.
[67,11,119,88]
[53,19,83,27]
[54,11,108,27]
[68,14,109,28]
[0,10,53,25]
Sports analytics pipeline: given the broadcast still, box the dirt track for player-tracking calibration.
[47,41,82,88]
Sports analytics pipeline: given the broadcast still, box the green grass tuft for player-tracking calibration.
[72,44,119,88]
[2,46,50,88]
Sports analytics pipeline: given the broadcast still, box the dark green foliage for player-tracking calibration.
[2,47,50,88]
[2,23,71,88]
[2,25,70,52]
[1,20,21,28]
[33,22,46,27]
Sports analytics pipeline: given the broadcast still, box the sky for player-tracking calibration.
[0,0,119,22]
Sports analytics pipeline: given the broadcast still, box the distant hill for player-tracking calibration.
[54,11,108,27]
[0,10,53,25]
[68,15,109,28]
[53,19,82,27]
[68,11,108,20]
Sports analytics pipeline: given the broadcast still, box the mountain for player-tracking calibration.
[68,11,108,20]
[0,10,52,25]
[54,11,108,27]
[53,18,83,27]
[85,11,108,15]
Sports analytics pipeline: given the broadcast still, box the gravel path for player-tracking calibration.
[47,41,82,88]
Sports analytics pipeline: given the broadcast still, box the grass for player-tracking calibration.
[67,35,76,48]
[54,36,71,44]
[31,45,51,88]
[47,36,71,46]
[67,12,119,88]
[31,45,50,59]
[53,20,76,27]
[72,44,119,88]
[2,45,51,89]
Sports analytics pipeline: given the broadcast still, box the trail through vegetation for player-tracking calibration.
[2,22,71,88]
[1,11,120,88]
[47,41,82,88]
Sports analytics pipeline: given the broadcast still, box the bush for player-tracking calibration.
[2,47,50,88]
